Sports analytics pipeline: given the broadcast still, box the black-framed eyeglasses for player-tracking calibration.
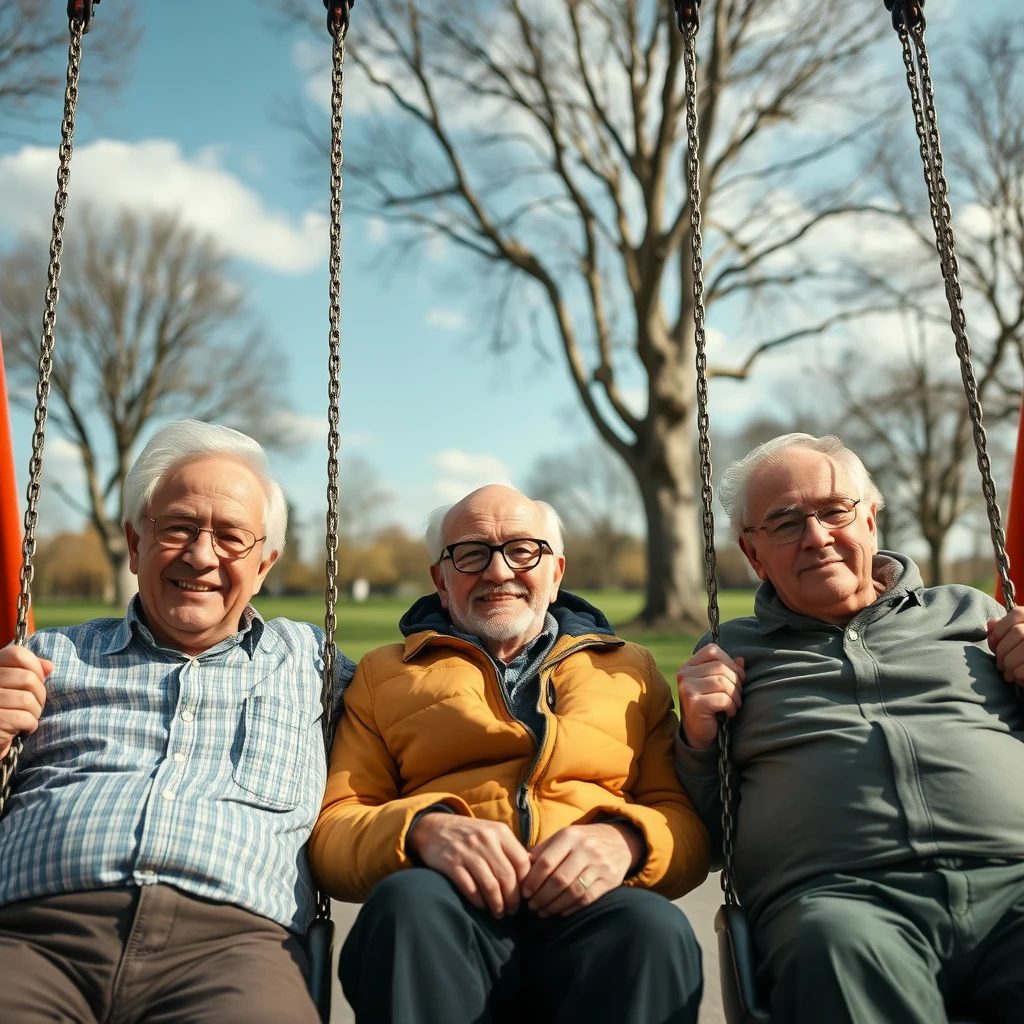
[148,516,265,560]
[742,498,861,546]
[439,538,553,574]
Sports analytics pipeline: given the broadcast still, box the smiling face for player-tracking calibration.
[125,456,278,655]
[429,485,565,662]
[738,447,881,625]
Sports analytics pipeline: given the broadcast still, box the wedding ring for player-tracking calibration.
[578,874,592,890]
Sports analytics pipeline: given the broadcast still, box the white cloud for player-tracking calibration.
[0,140,327,274]
[426,308,466,330]
[366,217,388,244]
[263,411,328,445]
[429,449,513,502]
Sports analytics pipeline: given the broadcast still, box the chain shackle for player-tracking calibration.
[1,19,86,819]
[67,0,99,33]
[883,0,925,32]
[672,0,701,33]
[324,0,354,38]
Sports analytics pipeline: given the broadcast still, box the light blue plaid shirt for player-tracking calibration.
[0,599,354,933]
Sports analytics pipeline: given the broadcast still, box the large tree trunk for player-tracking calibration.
[634,415,709,632]
[924,533,944,587]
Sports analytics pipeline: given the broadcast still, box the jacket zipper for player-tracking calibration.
[513,636,624,846]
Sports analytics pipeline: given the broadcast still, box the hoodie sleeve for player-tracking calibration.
[308,653,473,902]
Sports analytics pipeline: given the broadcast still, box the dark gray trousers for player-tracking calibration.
[0,885,319,1024]
[755,859,1024,1024]
[339,867,703,1024]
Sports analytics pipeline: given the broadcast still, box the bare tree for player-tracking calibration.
[273,0,902,627]
[0,0,139,134]
[528,441,642,589]
[0,207,295,606]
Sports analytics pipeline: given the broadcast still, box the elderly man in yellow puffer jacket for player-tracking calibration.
[309,484,710,1024]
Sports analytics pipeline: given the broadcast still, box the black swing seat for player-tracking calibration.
[304,917,335,1023]
[715,904,981,1024]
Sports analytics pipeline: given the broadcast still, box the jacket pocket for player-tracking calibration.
[232,696,311,810]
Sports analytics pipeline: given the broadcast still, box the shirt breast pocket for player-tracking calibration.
[232,696,313,811]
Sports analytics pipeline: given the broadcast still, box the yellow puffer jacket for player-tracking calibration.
[309,593,710,902]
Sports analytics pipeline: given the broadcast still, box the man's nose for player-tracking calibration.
[181,529,220,568]
[800,515,833,548]
[480,550,515,583]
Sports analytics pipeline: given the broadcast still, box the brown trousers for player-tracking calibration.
[0,885,320,1024]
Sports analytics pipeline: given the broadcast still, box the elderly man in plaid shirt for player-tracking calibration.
[0,420,354,1024]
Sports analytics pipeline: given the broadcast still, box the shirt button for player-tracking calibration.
[847,628,859,642]
[180,710,195,723]
[173,752,186,763]
[161,788,176,801]
[190,659,199,669]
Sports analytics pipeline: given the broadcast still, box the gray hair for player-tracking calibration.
[719,433,885,541]
[424,496,565,562]
[122,420,288,555]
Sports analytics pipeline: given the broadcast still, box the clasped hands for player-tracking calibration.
[407,813,642,920]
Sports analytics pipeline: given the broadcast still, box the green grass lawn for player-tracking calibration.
[33,589,758,691]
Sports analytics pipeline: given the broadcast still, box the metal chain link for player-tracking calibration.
[681,23,737,907]
[0,20,85,818]
[322,24,346,754]
[317,12,349,923]
[895,18,1015,607]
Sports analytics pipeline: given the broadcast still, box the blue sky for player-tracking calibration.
[0,0,1013,551]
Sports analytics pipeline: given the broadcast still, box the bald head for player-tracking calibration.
[426,486,564,562]
[426,485,566,662]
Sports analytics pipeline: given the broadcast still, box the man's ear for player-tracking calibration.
[251,549,280,596]
[864,502,879,552]
[125,521,142,576]
[430,562,450,609]
[549,554,566,602]
[739,535,769,582]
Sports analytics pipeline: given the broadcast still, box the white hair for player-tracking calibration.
[122,420,288,555]
[719,433,885,540]
[424,495,565,562]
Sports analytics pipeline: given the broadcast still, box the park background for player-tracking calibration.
[1,4,1023,1021]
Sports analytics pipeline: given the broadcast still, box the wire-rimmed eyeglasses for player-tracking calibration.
[439,538,552,574]
[742,499,861,546]
[148,516,265,560]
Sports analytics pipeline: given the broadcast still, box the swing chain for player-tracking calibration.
[681,21,738,906]
[324,0,354,39]
[894,15,1015,608]
[0,19,85,819]
[321,26,347,754]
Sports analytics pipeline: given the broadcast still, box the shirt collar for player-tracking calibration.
[100,596,266,658]
[754,550,923,633]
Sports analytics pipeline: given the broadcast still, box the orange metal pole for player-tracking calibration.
[996,400,1024,606]
[0,330,32,645]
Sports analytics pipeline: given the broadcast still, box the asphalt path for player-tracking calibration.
[328,871,727,1024]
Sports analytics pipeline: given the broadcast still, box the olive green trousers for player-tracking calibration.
[755,859,1024,1024]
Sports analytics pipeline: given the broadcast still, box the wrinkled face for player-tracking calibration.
[430,485,565,655]
[125,457,278,655]
[738,448,879,624]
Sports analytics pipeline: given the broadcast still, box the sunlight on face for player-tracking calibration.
[738,449,879,625]
[125,457,278,655]
[431,486,565,660]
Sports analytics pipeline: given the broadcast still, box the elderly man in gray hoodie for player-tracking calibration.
[675,433,1024,1024]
